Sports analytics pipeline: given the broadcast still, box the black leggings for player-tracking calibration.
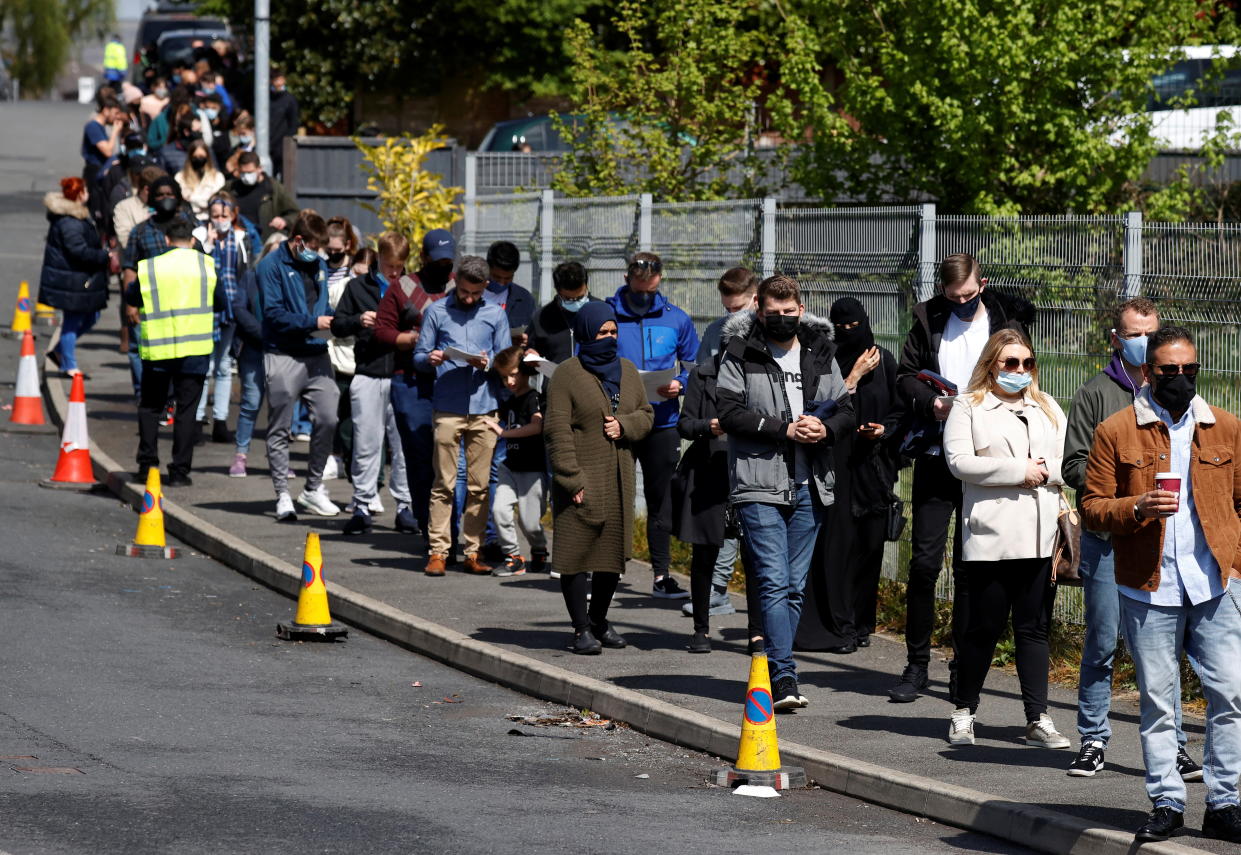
[634,427,680,575]
[560,572,622,633]
[954,557,1055,721]
[689,540,764,639]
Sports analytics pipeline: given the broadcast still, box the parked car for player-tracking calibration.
[131,10,230,82]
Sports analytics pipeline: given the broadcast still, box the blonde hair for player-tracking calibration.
[965,328,1059,427]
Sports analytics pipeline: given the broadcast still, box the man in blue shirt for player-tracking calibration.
[415,256,511,577]
[1083,326,1241,844]
[607,252,699,599]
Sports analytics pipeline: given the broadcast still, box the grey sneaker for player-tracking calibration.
[297,485,340,517]
[1025,713,1071,749]
[681,589,737,617]
[948,707,975,745]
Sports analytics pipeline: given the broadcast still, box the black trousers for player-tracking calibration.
[954,558,1055,721]
[689,540,764,638]
[905,454,967,667]
[850,510,888,640]
[634,426,679,576]
[137,358,205,478]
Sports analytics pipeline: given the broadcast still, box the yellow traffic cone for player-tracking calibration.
[8,280,32,336]
[277,532,348,641]
[115,469,178,558]
[34,302,58,327]
[712,653,806,791]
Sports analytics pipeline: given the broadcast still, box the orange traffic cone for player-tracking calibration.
[9,330,45,425]
[7,280,31,336]
[45,372,94,486]
[277,532,348,641]
[115,468,178,559]
[712,653,806,793]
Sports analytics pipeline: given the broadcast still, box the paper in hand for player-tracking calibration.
[522,354,557,379]
[444,345,484,364]
[639,367,677,402]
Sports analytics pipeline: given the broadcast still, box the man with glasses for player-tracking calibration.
[1063,299,1200,781]
[1083,326,1241,844]
[607,252,700,599]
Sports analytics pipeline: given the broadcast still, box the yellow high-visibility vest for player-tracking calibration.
[104,40,127,73]
[138,247,216,361]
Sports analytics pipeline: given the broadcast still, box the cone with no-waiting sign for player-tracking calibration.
[7,280,31,336]
[33,302,58,327]
[277,532,348,641]
[9,330,45,425]
[116,468,178,558]
[712,653,806,793]
[41,372,95,488]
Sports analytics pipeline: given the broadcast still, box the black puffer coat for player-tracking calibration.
[38,193,110,314]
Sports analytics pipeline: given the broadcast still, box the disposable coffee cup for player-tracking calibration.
[1155,472,1181,516]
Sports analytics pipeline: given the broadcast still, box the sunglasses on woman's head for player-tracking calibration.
[1150,362,1200,377]
[999,357,1036,371]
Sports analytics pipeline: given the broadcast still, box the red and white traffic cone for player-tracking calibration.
[45,372,94,487]
[9,329,45,425]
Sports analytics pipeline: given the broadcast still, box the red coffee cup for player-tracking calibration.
[1155,472,1181,516]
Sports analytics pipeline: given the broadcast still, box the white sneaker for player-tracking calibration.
[292,432,311,443]
[322,454,343,480]
[297,485,340,516]
[368,495,384,514]
[1025,713,1071,749]
[948,707,975,745]
[275,492,297,521]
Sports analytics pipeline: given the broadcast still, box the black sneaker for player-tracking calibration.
[343,509,372,536]
[164,472,193,488]
[651,575,690,599]
[772,676,805,711]
[481,542,506,563]
[1177,747,1204,782]
[888,663,928,703]
[687,630,711,653]
[1204,805,1241,843]
[1135,806,1184,842]
[748,637,766,655]
[394,506,421,535]
[530,551,548,574]
[1067,741,1105,777]
[212,421,235,444]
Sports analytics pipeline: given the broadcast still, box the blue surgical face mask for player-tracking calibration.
[560,295,588,313]
[204,107,219,121]
[203,84,216,95]
[171,73,182,86]
[295,242,319,265]
[239,135,254,146]
[996,371,1032,394]
[1116,331,1148,368]
[950,291,982,320]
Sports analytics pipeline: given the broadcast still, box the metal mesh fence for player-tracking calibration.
[550,195,640,294]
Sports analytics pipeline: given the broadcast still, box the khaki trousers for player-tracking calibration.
[429,411,499,556]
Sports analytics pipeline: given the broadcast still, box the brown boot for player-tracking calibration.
[463,553,492,575]
[425,554,447,576]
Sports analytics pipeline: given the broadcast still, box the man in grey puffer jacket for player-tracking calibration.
[717,275,855,710]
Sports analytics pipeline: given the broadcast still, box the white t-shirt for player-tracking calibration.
[937,305,989,393]
[771,341,813,485]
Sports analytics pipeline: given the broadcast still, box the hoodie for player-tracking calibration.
[606,285,700,429]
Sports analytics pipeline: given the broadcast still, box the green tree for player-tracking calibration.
[0,0,114,96]
[783,0,1240,214]
[551,0,805,201]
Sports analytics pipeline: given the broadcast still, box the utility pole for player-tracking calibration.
[254,0,271,174]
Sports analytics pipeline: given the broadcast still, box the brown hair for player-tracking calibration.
[325,216,359,255]
[290,209,328,245]
[965,329,1059,427]
[940,253,981,289]
[718,267,759,297]
[491,344,526,378]
[375,231,411,263]
[627,251,662,280]
[137,165,167,191]
[1115,297,1159,328]
[757,274,801,309]
[233,110,254,131]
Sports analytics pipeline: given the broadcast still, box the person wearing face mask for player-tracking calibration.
[268,69,299,181]
[942,328,1068,750]
[889,252,1035,705]
[175,140,225,219]
[527,261,599,365]
[374,229,457,540]
[140,78,170,124]
[606,252,700,600]
[1062,299,1199,782]
[224,111,255,177]
[113,163,162,250]
[1083,327,1241,845]
[321,216,361,483]
[482,241,536,345]
[544,302,654,653]
[716,275,855,710]
[256,209,340,521]
[226,152,299,242]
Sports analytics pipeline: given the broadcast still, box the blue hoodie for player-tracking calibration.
[414,289,511,415]
[607,285,699,429]
[256,241,331,356]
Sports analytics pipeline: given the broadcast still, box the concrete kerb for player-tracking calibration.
[42,375,1209,855]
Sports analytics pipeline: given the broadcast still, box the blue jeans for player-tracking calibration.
[127,324,142,395]
[292,400,312,437]
[234,345,265,454]
[737,484,824,683]
[196,323,236,423]
[1077,531,1186,748]
[1120,588,1241,812]
[391,373,434,532]
[55,310,99,372]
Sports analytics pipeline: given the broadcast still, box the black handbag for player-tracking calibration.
[885,497,906,542]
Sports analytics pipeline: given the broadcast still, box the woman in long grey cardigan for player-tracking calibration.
[544,302,654,654]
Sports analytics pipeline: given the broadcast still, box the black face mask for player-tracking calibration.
[326,251,347,266]
[190,157,208,170]
[152,196,178,218]
[1152,373,1196,414]
[950,291,982,320]
[420,265,451,292]
[762,313,800,342]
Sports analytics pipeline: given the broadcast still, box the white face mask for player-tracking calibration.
[240,171,259,186]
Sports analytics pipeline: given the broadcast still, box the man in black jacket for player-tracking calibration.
[484,241,537,345]
[268,69,299,181]
[528,261,600,365]
[888,253,1034,703]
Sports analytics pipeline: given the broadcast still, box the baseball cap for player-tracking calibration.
[423,229,455,262]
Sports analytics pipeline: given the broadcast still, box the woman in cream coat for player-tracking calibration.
[943,328,1069,750]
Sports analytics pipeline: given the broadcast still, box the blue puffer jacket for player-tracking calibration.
[606,285,700,429]
[37,193,110,314]
[256,241,331,356]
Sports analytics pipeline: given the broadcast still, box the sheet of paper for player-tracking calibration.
[444,345,484,364]
[523,354,557,379]
[639,367,677,402]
